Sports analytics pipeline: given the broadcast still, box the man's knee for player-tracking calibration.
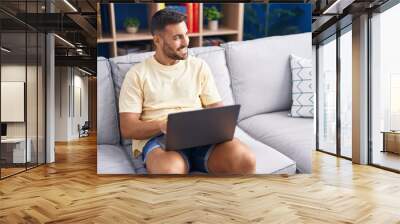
[209,139,256,174]
[147,163,186,174]
[230,143,256,174]
[239,148,256,173]
[146,149,187,174]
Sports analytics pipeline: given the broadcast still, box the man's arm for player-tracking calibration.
[205,101,224,108]
[119,113,166,140]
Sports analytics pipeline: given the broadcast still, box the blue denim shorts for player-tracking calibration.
[142,134,215,173]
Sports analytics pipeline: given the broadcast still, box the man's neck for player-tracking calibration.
[154,52,178,66]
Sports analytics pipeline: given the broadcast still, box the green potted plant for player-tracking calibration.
[124,17,140,34]
[204,6,223,31]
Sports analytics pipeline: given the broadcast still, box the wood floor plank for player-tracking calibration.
[1,135,400,223]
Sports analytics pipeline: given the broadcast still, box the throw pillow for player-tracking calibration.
[289,54,314,118]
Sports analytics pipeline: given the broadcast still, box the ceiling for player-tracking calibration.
[310,0,392,43]
[0,0,96,74]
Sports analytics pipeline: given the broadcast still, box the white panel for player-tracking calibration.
[1,82,25,122]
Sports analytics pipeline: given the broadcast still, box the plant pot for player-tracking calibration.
[208,20,218,31]
[126,26,139,34]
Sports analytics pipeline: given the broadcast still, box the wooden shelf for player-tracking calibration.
[188,32,201,37]
[97,3,244,57]
[115,30,153,42]
[97,33,113,43]
[202,27,239,36]
[114,31,201,42]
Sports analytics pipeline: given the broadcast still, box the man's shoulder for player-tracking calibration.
[132,56,153,70]
[186,55,206,68]
[126,56,153,77]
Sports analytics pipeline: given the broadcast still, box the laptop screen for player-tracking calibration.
[1,123,7,137]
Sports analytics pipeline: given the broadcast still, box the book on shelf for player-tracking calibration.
[186,3,200,33]
[158,3,165,10]
[185,3,193,33]
[193,3,199,33]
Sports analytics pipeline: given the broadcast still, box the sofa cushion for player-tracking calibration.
[194,47,235,105]
[222,33,312,121]
[189,46,222,55]
[97,57,120,145]
[289,54,314,118]
[234,127,296,174]
[238,111,313,173]
[97,144,136,174]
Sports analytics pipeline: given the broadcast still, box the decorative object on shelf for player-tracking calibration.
[124,17,140,34]
[204,6,223,31]
[203,37,226,46]
[117,43,152,56]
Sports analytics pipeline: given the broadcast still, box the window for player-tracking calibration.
[389,74,400,130]
[317,25,353,159]
[317,36,337,155]
[339,27,352,158]
[370,2,400,171]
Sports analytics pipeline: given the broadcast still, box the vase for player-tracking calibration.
[126,26,139,34]
[208,20,218,31]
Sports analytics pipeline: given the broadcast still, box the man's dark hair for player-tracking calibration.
[151,9,187,35]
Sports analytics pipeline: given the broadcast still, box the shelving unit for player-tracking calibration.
[97,3,244,57]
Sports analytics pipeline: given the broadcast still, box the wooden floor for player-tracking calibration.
[1,135,400,223]
[1,167,26,178]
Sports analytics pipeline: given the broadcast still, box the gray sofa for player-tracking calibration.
[97,32,314,174]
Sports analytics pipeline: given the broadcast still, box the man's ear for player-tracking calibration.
[153,33,162,46]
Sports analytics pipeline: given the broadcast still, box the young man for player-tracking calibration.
[119,9,256,174]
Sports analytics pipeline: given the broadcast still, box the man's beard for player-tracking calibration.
[163,43,188,60]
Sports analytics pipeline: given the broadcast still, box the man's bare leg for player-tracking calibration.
[146,148,188,174]
[207,138,256,174]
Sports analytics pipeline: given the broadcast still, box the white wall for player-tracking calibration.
[54,67,89,141]
[1,63,46,164]
[1,65,40,137]
[1,65,26,135]
[76,70,89,138]
[55,66,69,141]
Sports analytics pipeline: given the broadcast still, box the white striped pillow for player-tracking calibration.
[289,54,314,118]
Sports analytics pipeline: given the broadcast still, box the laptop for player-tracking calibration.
[158,104,240,151]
